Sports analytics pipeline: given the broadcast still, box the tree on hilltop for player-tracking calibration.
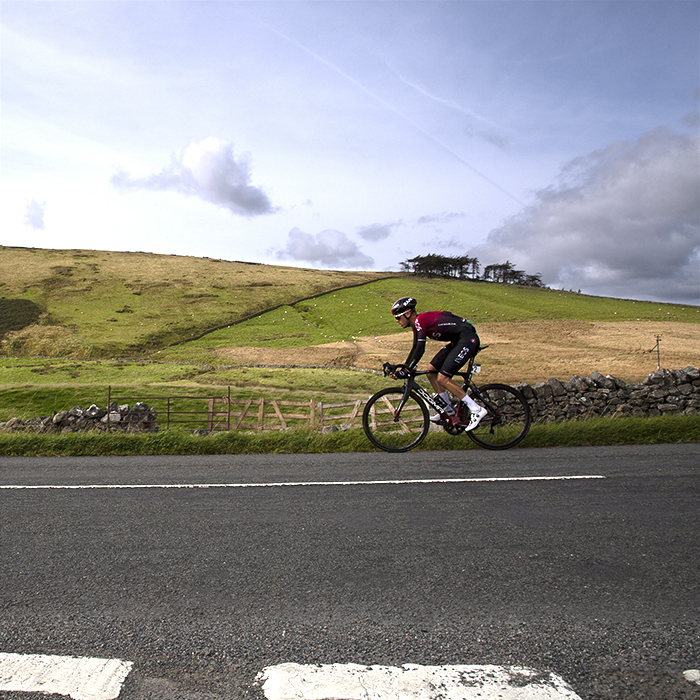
[400,254,544,287]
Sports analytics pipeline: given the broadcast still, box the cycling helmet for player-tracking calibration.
[391,297,417,316]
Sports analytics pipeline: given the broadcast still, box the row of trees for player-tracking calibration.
[399,254,544,288]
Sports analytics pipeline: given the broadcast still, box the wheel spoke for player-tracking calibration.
[363,388,429,452]
[467,384,531,450]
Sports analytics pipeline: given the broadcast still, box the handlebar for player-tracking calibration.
[382,363,430,378]
[382,362,407,377]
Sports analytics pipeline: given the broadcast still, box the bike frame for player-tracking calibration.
[387,353,483,423]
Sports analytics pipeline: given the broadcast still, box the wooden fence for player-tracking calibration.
[107,387,367,432]
[205,397,366,432]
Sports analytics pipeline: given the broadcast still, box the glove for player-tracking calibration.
[394,367,410,379]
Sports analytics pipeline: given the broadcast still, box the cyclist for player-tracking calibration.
[389,296,488,431]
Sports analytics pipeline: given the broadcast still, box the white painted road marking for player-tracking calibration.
[684,669,700,685]
[259,663,583,700]
[0,652,133,700]
[0,475,605,490]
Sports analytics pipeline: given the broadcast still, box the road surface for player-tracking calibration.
[0,444,698,699]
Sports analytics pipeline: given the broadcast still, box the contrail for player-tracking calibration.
[261,23,524,206]
[396,73,500,128]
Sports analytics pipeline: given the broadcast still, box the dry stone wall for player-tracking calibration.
[0,402,158,434]
[514,366,700,422]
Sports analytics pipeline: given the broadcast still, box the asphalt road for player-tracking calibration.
[0,444,698,700]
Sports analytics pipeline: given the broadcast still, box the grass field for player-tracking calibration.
[0,358,385,422]
[0,415,697,457]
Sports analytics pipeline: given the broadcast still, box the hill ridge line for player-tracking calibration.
[161,276,399,349]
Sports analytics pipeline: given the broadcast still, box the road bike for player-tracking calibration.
[362,348,531,452]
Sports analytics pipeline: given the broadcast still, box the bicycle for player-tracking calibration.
[362,347,531,452]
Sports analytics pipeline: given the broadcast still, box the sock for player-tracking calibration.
[461,394,481,413]
[434,391,455,414]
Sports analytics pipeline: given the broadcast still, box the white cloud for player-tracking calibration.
[112,138,275,216]
[474,128,700,303]
[417,211,466,226]
[277,228,374,269]
[24,199,46,230]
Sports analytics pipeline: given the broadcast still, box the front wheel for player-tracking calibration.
[362,387,430,452]
[466,383,531,450]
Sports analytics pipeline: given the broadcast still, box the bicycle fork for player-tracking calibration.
[392,384,414,422]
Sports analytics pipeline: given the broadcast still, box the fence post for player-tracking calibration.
[655,335,662,370]
[349,399,362,427]
[207,398,214,431]
[257,397,265,432]
[309,398,316,430]
[227,386,231,431]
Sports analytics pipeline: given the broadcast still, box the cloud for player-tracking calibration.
[24,199,46,230]
[112,137,275,216]
[417,211,466,226]
[473,127,700,304]
[277,228,374,269]
[464,128,508,149]
[357,221,401,242]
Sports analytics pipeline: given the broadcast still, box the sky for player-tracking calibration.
[1,1,698,304]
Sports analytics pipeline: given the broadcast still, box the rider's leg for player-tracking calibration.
[426,346,453,398]
[438,371,481,413]
[434,372,466,400]
[426,363,445,394]
[437,334,482,414]
[426,364,456,417]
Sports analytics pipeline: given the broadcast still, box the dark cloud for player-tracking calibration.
[24,199,46,230]
[464,128,508,149]
[357,221,401,242]
[277,228,374,269]
[111,137,275,216]
[474,128,699,303]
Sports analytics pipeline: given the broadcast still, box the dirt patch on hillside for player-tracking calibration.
[213,321,700,384]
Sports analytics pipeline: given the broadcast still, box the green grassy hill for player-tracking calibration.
[0,246,389,358]
[1,246,697,365]
[164,276,699,361]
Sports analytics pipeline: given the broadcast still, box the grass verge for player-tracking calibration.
[0,415,697,457]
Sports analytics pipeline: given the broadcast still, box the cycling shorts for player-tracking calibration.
[429,332,480,378]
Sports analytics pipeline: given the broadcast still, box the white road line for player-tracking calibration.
[259,662,583,700]
[0,475,604,490]
[0,652,133,700]
[684,669,700,685]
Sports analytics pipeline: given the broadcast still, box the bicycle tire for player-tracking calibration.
[466,383,531,450]
[362,387,430,452]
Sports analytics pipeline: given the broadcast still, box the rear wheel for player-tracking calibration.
[362,387,430,452]
[466,383,531,450]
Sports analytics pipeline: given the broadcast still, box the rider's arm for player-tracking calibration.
[403,328,426,371]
